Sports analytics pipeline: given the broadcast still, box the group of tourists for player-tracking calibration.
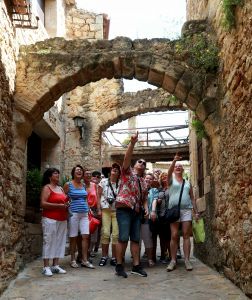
[40,131,200,278]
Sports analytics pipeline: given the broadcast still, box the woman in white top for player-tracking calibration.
[98,163,121,266]
[166,154,199,272]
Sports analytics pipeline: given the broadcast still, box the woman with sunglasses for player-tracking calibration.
[98,163,121,267]
[115,132,148,278]
[63,165,94,269]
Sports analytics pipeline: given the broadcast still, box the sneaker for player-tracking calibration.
[185,260,193,271]
[81,261,95,269]
[131,265,147,277]
[42,267,53,276]
[115,264,128,278]
[167,260,176,272]
[51,265,66,274]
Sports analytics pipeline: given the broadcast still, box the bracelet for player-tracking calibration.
[151,210,156,213]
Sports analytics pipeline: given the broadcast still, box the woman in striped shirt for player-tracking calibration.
[64,165,94,269]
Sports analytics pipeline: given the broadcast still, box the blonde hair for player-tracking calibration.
[159,172,168,188]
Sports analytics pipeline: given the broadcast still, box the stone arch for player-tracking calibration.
[15,36,219,138]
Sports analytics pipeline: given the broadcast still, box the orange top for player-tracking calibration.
[42,188,68,221]
[87,182,98,208]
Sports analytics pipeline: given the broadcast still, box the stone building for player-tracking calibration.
[0,0,252,297]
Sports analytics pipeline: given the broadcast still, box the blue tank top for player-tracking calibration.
[68,182,89,213]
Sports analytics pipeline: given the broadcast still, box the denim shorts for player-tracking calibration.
[116,208,141,243]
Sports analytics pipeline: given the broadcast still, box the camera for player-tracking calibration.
[107,197,115,205]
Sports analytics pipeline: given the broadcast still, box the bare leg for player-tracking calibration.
[112,244,117,258]
[43,258,50,267]
[76,234,82,260]
[82,234,89,262]
[101,243,109,257]
[182,221,192,261]
[52,258,59,266]
[170,222,180,261]
[116,241,128,264]
[131,241,140,266]
[70,237,77,262]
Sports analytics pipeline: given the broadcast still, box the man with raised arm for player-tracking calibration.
[115,132,148,278]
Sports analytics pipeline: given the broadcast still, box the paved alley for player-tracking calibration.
[0,252,248,300]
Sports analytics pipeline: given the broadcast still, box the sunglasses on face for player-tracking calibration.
[137,160,146,166]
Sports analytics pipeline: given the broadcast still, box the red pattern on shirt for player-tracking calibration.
[115,167,147,212]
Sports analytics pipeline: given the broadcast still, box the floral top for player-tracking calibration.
[99,178,121,211]
[115,167,147,212]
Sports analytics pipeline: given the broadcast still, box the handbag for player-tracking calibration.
[160,179,185,224]
[192,218,205,243]
[88,210,100,234]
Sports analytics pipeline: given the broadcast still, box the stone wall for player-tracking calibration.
[0,0,56,294]
[65,1,106,40]
[62,84,185,175]
[187,1,252,295]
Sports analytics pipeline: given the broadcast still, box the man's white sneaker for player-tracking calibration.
[51,265,67,274]
[42,267,53,276]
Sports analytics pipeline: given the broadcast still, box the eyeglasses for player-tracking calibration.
[93,175,101,179]
[137,160,146,166]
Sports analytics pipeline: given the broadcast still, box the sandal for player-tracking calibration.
[110,257,117,266]
[70,260,79,268]
[99,257,108,266]
[148,259,155,267]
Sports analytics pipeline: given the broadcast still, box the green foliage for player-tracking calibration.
[61,175,70,186]
[175,34,219,73]
[222,0,244,31]
[122,136,131,147]
[26,169,42,208]
[168,95,179,105]
[191,119,207,140]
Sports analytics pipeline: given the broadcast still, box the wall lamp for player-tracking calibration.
[73,116,85,139]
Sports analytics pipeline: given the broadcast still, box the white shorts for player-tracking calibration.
[42,217,67,259]
[178,209,192,222]
[69,212,89,237]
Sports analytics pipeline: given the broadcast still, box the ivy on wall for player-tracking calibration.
[191,118,207,140]
[222,0,244,31]
[175,34,219,73]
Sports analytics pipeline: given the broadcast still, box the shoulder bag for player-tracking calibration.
[162,179,185,224]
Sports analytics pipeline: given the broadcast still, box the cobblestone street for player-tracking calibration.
[1,249,248,300]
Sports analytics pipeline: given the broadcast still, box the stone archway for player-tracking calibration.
[15,35,219,132]
[62,84,188,173]
[11,20,222,286]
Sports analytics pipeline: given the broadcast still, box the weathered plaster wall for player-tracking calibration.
[187,1,252,295]
[0,0,57,293]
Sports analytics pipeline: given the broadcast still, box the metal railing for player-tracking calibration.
[102,125,189,148]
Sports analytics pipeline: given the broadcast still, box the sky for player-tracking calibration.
[77,0,186,40]
[76,0,188,145]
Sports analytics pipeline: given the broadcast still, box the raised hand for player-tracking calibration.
[174,153,182,161]
[131,131,138,145]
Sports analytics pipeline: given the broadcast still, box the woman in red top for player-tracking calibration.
[40,168,69,276]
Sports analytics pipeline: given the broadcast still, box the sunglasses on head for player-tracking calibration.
[137,160,146,166]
